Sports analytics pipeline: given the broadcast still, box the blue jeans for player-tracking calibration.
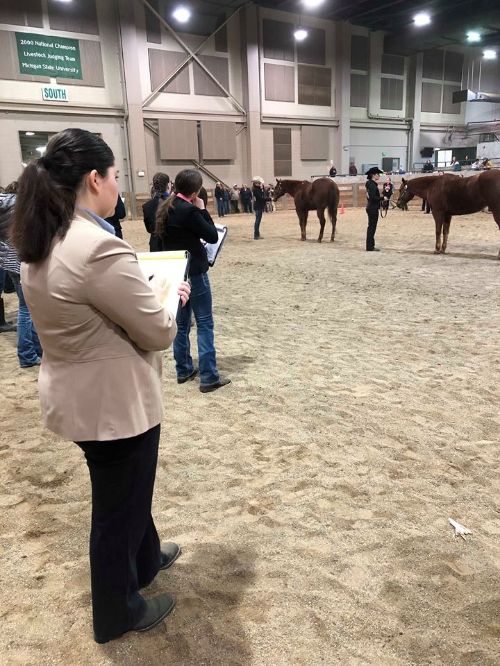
[254,209,263,238]
[216,199,225,217]
[9,272,42,367]
[174,273,219,386]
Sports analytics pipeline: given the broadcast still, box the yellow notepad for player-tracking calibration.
[137,251,190,316]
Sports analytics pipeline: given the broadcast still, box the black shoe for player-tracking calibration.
[200,377,231,393]
[366,248,380,252]
[159,542,181,570]
[94,594,176,643]
[177,368,199,384]
[254,236,263,240]
[0,299,16,332]
[134,594,176,633]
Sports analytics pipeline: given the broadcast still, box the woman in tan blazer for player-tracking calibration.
[11,129,190,644]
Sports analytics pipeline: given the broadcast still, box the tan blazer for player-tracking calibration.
[21,212,177,442]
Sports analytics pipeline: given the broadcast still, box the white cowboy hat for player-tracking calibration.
[252,176,264,184]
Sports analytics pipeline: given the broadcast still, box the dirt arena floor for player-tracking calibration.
[0,206,499,666]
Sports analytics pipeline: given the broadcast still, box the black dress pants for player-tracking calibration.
[366,208,379,250]
[421,199,431,213]
[76,424,162,642]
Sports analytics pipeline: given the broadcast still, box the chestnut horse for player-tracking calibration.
[397,171,500,255]
[397,182,408,211]
[273,177,340,242]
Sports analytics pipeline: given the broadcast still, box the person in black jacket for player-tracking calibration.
[198,186,208,208]
[214,182,225,218]
[381,176,394,212]
[143,172,170,251]
[252,177,266,240]
[239,185,252,213]
[365,167,383,251]
[105,194,126,239]
[156,169,230,393]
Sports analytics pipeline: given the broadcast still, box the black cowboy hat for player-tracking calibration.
[365,167,384,177]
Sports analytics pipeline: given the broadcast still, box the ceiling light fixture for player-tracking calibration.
[294,28,308,42]
[25,131,35,136]
[483,49,497,59]
[172,6,191,23]
[414,12,431,27]
[466,31,481,43]
[302,0,325,8]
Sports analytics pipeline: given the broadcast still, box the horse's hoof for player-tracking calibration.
[317,239,322,243]
[434,250,441,254]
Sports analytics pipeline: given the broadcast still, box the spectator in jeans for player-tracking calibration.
[223,187,231,215]
[0,193,42,367]
[214,182,225,217]
[252,177,266,240]
[240,185,252,213]
[230,185,240,213]
[157,169,230,393]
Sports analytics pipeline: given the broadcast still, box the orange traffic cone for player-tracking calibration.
[340,202,345,214]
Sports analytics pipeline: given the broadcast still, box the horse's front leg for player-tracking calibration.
[490,207,500,258]
[297,209,306,240]
[441,214,452,253]
[317,209,326,243]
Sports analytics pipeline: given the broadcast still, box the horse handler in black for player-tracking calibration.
[365,167,383,251]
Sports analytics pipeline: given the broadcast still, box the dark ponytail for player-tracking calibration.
[11,128,114,263]
[155,169,203,235]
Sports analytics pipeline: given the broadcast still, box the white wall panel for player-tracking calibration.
[0,113,126,188]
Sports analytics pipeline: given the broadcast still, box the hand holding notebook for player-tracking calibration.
[137,251,191,316]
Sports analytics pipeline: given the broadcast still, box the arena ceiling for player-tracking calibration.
[212,0,500,55]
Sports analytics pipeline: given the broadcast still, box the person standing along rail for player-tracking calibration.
[365,167,383,251]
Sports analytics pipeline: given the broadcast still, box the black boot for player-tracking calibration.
[0,298,16,333]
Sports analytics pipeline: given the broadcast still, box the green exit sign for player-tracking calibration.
[42,86,69,102]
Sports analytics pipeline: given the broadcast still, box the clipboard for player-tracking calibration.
[203,224,228,267]
[137,250,190,317]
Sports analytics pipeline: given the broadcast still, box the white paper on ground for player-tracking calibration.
[448,518,472,540]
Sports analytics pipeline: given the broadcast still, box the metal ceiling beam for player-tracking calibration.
[140,0,246,115]
[142,5,243,108]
